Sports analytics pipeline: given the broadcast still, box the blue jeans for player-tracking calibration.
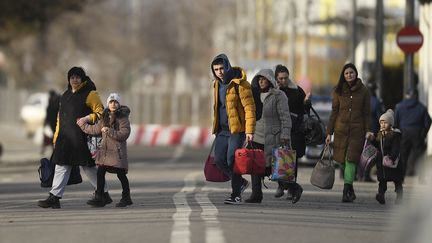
[214,132,246,197]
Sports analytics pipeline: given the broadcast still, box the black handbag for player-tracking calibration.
[302,106,326,146]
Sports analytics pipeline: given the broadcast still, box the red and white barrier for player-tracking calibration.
[128,124,214,147]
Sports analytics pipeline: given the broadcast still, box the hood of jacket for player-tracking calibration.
[67,78,97,92]
[251,69,278,89]
[211,53,240,84]
[285,78,298,89]
[400,98,420,109]
[103,105,130,118]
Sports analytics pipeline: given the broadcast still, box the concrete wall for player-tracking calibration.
[419,4,432,155]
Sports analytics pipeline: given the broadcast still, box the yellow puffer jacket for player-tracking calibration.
[212,67,256,134]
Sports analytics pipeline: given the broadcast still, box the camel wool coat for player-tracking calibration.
[326,79,371,164]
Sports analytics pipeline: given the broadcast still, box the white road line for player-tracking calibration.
[170,172,200,243]
[196,187,226,243]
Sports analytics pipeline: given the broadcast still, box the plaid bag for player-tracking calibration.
[271,146,297,182]
[358,140,378,179]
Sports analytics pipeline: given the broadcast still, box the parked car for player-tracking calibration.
[20,92,48,137]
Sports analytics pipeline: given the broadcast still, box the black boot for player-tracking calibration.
[245,193,263,203]
[286,188,293,200]
[88,191,112,206]
[87,191,106,207]
[246,175,263,203]
[104,192,113,204]
[291,184,303,204]
[342,184,353,203]
[116,191,133,207]
[38,193,61,209]
[274,183,285,198]
[348,184,356,201]
[375,193,385,204]
[395,189,403,205]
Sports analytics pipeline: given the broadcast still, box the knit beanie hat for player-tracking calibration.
[379,109,394,126]
[106,93,121,106]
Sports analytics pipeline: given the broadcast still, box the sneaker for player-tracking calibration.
[240,179,250,194]
[224,196,242,205]
[38,193,61,209]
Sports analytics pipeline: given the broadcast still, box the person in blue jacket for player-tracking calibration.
[394,88,431,177]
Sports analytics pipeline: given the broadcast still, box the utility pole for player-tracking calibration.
[301,1,311,79]
[375,0,384,98]
[404,0,415,94]
[352,0,357,64]
[288,0,297,73]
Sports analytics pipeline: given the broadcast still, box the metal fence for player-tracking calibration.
[0,88,213,127]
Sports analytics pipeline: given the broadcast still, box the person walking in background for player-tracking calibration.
[369,109,403,205]
[246,69,291,203]
[273,64,308,202]
[211,53,256,205]
[78,93,132,207]
[41,89,60,155]
[38,67,111,209]
[394,89,431,177]
[367,82,384,135]
[326,63,372,203]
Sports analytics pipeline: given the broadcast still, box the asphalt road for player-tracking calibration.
[1,145,431,243]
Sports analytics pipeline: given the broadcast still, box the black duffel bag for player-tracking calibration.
[301,106,326,146]
[38,156,82,188]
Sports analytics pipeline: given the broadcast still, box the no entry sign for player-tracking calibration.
[397,26,423,54]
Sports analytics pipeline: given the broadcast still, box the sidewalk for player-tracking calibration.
[0,123,41,166]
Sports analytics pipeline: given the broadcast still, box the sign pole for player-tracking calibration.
[404,0,415,94]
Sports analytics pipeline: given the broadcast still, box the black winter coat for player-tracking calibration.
[279,86,306,158]
[372,130,403,182]
[51,81,99,166]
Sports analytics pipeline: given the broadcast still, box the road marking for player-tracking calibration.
[196,187,226,243]
[170,171,199,243]
[171,172,226,243]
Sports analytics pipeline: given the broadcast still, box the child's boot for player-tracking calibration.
[375,192,385,204]
[116,191,133,207]
[395,185,403,205]
[87,191,106,207]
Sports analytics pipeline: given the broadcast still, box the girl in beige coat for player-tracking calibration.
[77,93,132,207]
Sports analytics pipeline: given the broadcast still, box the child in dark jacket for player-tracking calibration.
[370,109,403,205]
[77,93,132,207]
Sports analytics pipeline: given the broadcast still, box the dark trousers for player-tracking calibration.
[214,132,246,198]
[96,166,130,195]
[378,180,403,194]
[400,129,424,176]
[248,141,265,196]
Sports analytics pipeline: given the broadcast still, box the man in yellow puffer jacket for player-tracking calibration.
[211,53,256,205]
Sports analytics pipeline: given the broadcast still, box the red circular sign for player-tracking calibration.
[397,26,424,54]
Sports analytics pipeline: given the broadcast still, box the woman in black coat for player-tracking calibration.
[38,67,110,209]
[273,64,309,202]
